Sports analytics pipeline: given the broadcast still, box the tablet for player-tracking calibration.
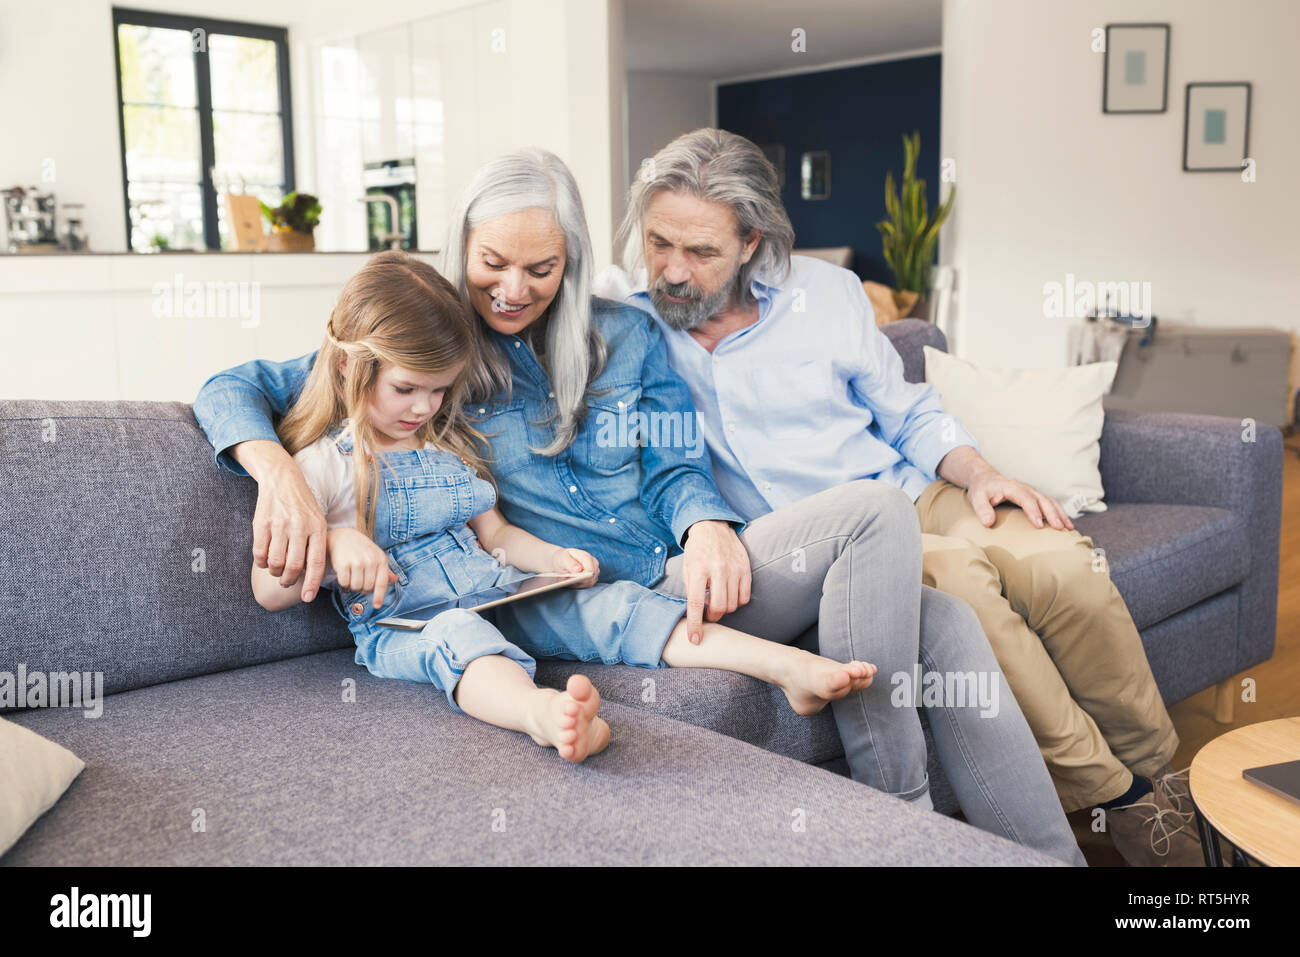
[375,571,594,630]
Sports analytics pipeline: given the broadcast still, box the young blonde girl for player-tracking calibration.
[251,251,876,762]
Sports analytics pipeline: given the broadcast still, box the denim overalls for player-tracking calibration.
[328,427,688,712]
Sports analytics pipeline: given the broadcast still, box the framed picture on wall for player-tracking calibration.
[1103,23,1170,113]
[1183,82,1252,172]
[800,151,830,200]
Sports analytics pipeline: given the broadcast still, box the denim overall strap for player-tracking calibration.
[332,425,496,551]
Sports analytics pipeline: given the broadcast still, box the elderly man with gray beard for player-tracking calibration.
[597,127,1199,867]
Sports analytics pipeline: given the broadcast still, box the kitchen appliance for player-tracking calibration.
[3,186,59,252]
[362,159,417,251]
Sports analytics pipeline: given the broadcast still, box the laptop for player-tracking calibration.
[1243,759,1300,807]
[376,571,593,630]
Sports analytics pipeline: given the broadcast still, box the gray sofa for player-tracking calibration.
[0,321,1278,865]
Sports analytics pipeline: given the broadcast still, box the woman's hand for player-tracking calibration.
[552,547,599,588]
[680,520,752,643]
[328,527,399,609]
[240,441,329,602]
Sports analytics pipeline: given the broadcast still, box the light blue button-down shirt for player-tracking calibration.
[595,255,979,521]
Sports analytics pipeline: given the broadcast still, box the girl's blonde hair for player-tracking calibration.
[276,250,491,538]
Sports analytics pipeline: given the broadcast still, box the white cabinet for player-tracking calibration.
[357,25,414,166]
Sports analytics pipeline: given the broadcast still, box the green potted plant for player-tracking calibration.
[875,132,954,320]
[261,192,322,252]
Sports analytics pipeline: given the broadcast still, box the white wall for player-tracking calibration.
[940,0,1300,368]
[626,71,713,186]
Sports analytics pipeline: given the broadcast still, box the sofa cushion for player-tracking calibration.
[1,649,1053,866]
[536,659,843,764]
[533,661,964,815]
[0,400,351,704]
[1074,503,1249,630]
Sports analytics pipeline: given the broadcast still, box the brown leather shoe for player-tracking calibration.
[1106,780,1206,867]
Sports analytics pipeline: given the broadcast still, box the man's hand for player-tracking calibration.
[937,444,1073,531]
[241,442,329,602]
[680,520,752,644]
[964,468,1074,531]
[328,527,399,609]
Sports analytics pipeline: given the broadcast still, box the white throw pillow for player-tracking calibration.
[0,716,84,857]
[923,346,1118,518]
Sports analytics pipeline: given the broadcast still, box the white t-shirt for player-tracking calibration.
[294,429,440,588]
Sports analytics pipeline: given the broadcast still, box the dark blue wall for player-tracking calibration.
[716,53,942,285]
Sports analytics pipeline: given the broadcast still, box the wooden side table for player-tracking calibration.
[1189,717,1300,866]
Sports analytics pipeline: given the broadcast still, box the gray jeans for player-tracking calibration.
[655,479,1084,866]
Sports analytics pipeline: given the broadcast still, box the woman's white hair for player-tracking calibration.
[616,127,795,292]
[441,147,607,457]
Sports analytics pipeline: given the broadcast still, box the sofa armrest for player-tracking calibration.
[1099,408,1283,670]
[1099,409,1280,511]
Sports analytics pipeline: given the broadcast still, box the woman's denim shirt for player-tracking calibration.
[193,297,744,587]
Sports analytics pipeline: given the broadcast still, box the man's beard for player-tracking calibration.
[649,268,742,331]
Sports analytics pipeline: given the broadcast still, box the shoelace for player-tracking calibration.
[1154,767,1193,819]
[1114,800,1189,857]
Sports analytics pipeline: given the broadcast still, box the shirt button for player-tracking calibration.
[350,602,364,615]
[608,517,617,523]
[477,408,486,415]
[548,392,555,398]
[727,423,736,432]
[568,484,577,493]
[617,400,625,408]
[654,546,662,554]
[763,482,772,490]
[514,341,522,348]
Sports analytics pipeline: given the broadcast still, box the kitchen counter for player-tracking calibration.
[1,251,444,403]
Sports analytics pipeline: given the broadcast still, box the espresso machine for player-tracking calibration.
[3,186,60,252]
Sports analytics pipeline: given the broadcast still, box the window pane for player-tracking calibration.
[209,34,280,113]
[127,182,204,252]
[117,24,197,108]
[123,105,201,183]
[213,110,284,186]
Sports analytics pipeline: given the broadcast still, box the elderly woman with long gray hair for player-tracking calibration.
[192,146,1083,865]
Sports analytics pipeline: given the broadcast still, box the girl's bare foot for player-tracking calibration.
[528,674,610,763]
[778,651,876,716]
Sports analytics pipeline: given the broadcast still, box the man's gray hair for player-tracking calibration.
[441,147,606,457]
[616,128,794,291]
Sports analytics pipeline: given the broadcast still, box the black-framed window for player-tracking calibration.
[112,7,295,252]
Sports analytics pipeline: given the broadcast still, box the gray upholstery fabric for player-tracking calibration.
[0,400,352,705]
[1097,409,1282,673]
[2,649,1054,866]
[1074,504,1248,631]
[881,319,947,384]
[533,660,963,815]
[534,660,843,764]
[1136,589,1242,706]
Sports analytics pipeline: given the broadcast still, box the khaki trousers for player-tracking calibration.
[915,480,1178,812]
